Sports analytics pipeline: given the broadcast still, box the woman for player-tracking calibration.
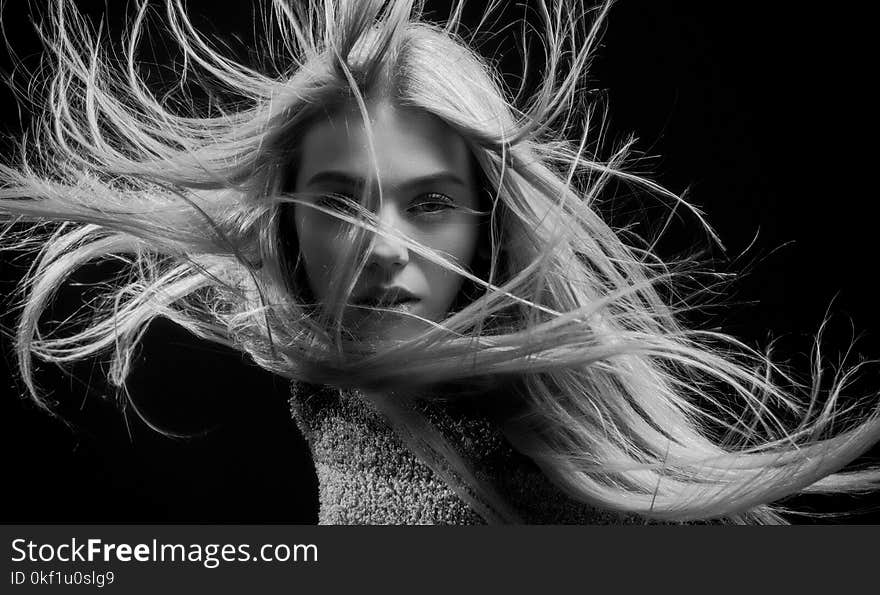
[1,0,878,524]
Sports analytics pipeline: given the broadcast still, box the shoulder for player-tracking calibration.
[415,391,648,525]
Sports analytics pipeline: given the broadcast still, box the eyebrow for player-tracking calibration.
[303,170,468,192]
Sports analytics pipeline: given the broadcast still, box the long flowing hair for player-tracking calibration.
[2,0,879,524]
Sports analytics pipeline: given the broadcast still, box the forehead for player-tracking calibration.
[295,100,473,188]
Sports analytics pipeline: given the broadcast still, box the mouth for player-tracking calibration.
[352,288,421,310]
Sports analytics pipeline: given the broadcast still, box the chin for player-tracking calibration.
[356,316,431,344]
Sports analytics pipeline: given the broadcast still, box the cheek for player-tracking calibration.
[421,220,480,302]
[293,208,338,300]
[436,218,480,267]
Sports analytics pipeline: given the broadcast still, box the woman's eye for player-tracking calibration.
[317,193,359,216]
[409,193,456,215]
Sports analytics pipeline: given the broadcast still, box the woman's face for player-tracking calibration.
[292,100,481,342]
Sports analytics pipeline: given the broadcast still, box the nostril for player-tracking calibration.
[367,235,409,269]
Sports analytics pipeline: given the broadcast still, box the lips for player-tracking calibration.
[352,287,420,308]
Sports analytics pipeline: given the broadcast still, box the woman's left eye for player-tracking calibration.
[408,193,456,215]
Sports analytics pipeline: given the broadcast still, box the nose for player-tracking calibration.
[365,206,409,272]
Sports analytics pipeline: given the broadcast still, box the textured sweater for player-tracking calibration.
[289,382,641,525]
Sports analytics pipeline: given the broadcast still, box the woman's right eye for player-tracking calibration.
[317,193,359,216]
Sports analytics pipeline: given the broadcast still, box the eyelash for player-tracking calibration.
[407,193,456,215]
[317,193,359,216]
[317,192,456,217]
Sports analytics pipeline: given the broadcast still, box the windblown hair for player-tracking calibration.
[2,0,879,524]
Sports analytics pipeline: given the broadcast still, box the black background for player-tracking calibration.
[1,1,876,523]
